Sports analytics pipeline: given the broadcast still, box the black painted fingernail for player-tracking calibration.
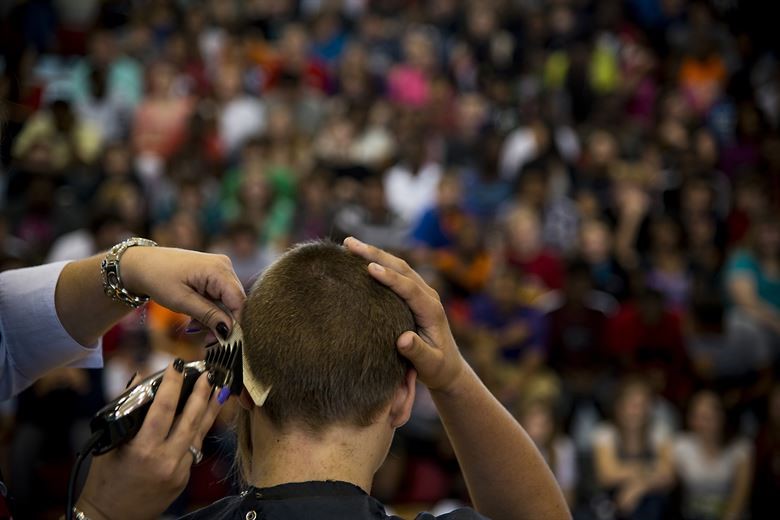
[216,322,229,340]
[173,358,185,373]
[125,372,138,389]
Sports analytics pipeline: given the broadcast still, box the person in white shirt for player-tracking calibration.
[673,390,752,520]
[383,138,443,225]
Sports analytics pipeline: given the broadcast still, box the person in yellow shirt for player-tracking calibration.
[12,99,101,172]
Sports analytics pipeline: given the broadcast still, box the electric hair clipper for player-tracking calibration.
[88,325,245,455]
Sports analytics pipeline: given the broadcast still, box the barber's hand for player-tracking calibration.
[344,237,467,393]
[121,247,245,337]
[77,361,223,520]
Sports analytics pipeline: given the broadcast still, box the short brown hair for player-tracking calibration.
[240,240,414,430]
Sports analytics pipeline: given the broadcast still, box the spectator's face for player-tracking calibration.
[489,272,518,308]
[455,218,480,252]
[232,230,258,257]
[688,392,723,441]
[437,177,462,209]
[215,65,242,100]
[167,213,202,250]
[467,8,496,39]
[650,218,682,250]
[149,63,175,96]
[616,386,651,432]
[588,130,618,167]
[363,180,386,213]
[456,93,487,133]
[580,222,611,261]
[682,182,713,214]
[281,26,309,64]
[694,129,718,165]
[507,209,541,254]
[518,172,547,208]
[757,222,780,257]
[734,183,766,213]
[404,32,434,70]
[268,107,294,140]
[522,406,554,445]
[688,215,715,246]
[89,32,115,66]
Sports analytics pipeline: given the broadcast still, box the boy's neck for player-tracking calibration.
[249,411,391,494]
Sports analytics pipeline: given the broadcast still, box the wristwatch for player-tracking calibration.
[101,237,158,308]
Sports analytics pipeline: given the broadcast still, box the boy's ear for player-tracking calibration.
[389,368,417,429]
[238,387,255,410]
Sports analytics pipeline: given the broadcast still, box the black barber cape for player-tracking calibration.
[179,480,489,520]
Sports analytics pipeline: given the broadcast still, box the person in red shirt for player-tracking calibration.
[503,206,565,291]
[605,289,693,403]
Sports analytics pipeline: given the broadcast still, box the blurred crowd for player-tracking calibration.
[2,0,780,518]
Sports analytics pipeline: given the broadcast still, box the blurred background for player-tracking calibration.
[1,0,779,518]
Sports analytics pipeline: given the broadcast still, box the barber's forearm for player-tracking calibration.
[431,365,571,520]
[55,255,132,346]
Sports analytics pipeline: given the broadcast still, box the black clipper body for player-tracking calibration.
[89,331,243,455]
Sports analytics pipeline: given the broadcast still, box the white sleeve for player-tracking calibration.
[0,261,102,400]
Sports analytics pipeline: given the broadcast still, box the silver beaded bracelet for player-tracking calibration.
[100,237,158,308]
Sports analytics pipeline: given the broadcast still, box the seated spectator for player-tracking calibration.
[410,174,465,251]
[45,209,128,262]
[262,23,329,93]
[433,215,493,298]
[291,173,335,243]
[69,29,143,109]
[503,205,565,291]
[383,137,443,225]
[222,164,295,248]
[579,219,630,300]
[387,27,437,108]
[519,400,579,508]
[214,62,266,157]
[460,130,513,222]
[75,65,132,145]
[12,98,101,173]
[333,176,408,252]
[132,60,194,166]
[686,288,772,391]
[467,269,554,405]
[724,216,780,365]
[645,216,691,312]
[606,289,693,404]
[547,261,616,423]
[673,390,752,520]
[592,377,675,520]
[209,220,278,289]
[500,160,579,258]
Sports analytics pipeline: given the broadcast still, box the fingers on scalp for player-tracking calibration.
[370,263,432,306]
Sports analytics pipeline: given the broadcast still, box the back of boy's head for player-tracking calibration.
[240,240,415,432]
